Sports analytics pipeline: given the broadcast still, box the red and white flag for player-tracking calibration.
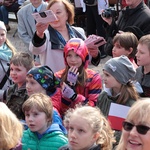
[108,103,130,130]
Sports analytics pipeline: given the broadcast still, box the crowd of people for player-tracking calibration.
[0,0,150,149]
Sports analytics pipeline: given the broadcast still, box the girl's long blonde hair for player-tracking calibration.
[6,39,16,56]
[0,102,23,150]
[64,105,116,150]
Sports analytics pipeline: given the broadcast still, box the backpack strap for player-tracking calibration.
[0,60,11,89]
[0,67,10,89]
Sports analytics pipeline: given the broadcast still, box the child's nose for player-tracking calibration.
[70,130,76,138]
[28,115,33,121]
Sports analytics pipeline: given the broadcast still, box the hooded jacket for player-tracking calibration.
[22,123,68,150]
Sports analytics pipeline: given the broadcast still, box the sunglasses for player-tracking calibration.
[123,121,150,135]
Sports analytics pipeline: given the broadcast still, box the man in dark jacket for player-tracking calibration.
[103,0,150,56]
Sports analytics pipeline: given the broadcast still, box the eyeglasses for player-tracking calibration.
[122,121,150,135]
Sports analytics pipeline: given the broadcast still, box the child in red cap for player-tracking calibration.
[55,38,102,117]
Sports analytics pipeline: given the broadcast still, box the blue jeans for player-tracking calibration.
[0,5,9,25]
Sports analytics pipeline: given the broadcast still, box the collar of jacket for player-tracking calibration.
[48,24,85,50]
[122,1,145,16]
[48,26,64,50]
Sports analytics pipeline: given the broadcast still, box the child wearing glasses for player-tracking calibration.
[59,105,115,150]
[96,55,139,146]
[116,98,150,150]
[55,38,102,117]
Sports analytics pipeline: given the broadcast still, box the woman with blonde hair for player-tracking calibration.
[0,102,23,150]
[60,105,115,150]
[117,98,150,150]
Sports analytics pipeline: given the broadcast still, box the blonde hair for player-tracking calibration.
[64,105,115,150]
[6,39,16,56]
[47,0,75,25]
[10,52,34,71]
[0,102,23,150]
[113,32,138,59]
[116,98,150,150]
[138,34,150,53]
[22,93,53,126]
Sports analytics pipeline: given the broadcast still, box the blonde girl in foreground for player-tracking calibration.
[60,105,115,150]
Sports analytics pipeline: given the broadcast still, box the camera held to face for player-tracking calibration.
[102,7,118,18]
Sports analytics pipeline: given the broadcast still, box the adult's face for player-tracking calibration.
[125,0,142,8]
[122,118,150,150]
[49,1,68,30]
[30,0,42,8]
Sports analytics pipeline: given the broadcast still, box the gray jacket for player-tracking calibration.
[17,1,47,48]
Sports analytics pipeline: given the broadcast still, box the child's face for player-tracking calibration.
[103,70,122,90]
[68,115,97,150]
[25,106,49,134]
[26,77,46,96]
[10,63,28,88]
[0,29,6,46]
[136,43,150,67]
[66,50,82,68]
[112,42,131,58]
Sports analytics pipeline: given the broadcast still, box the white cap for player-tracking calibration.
[0,21,7,32]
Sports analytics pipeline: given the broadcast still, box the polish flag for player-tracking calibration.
[108,103,130,131]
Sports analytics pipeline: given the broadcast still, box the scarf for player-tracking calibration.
[0,43,13,62]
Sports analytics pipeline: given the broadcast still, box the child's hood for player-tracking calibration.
[47,123,67,134]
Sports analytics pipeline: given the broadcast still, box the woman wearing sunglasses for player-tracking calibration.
[116,98,150,150]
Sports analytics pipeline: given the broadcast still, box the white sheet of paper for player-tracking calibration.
[32,10,58,23]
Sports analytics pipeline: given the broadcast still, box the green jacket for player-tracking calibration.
[22,129,68,150]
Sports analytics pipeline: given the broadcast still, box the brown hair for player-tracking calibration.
[47,0,75,25]
[113,32,138,58]
[22,93,53,125]
[10,52,34,71]
[138,34,150,53]
[116,82,139,104]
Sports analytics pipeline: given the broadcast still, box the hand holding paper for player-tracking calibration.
[84,35,106,49]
